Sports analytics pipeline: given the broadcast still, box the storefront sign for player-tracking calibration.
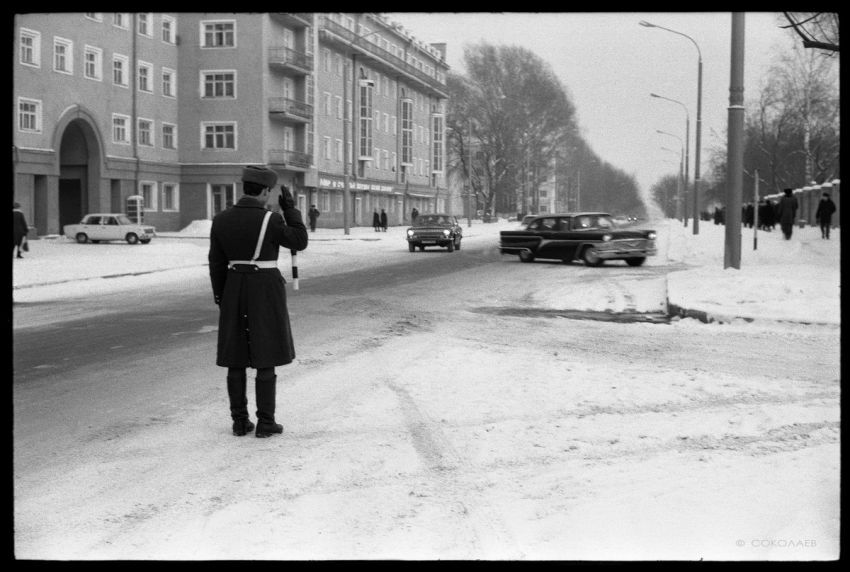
[318,175,394,193]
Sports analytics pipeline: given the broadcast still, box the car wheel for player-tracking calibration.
[581,246,604,267]
[125,233,139,245]
[447,239,455,252]
[561,258,573,265]
[408,242,415,252]
[75,233,88,244]
[91,240,100,244]
[419,245,425,251]
[518,250,535,263]
[455,237,462,251]
[140,239,151,244]
[626,257,646,267]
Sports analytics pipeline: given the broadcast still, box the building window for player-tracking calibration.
[137,118,154,147]
[139,181,158,210]
[323,92,332,116]
[85,13,103,22]
[84,46,102,81]
[383,113,389,133]
[18,98,41,133]
[19,28,41,68]
[202,122,236,149]
[202,71,236,98]
[335,53,343,76]
[162,183,179,211]
[113,13,129,29]
[359,79,374,159]
[161,15,176,44]
[211,183,236,215]
[137,61,153,93]
[306,74,314,107]
[162,68,176,97]
[201,21,236,48]
[392,152,397,172]
[335,139,343,162]
[323,137,331,160]
[53,37,73,74]
[374,146,381,168]
[391,116,397,135]
[431,114,444,172]
[112,114,131,143]
[162,123,177,149]
[322,48,331,72]
[336,96,343,120]
[113,54,129,86]
[383,149,390,171]
[401,98,413,165]
[137,13,153,37]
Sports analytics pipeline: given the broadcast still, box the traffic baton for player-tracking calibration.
[290,249,299,290]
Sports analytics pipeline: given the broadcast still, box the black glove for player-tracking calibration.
[278,185,295,210]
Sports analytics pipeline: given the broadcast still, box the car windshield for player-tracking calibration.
[116,215,134,225]
[572,215,615,230]
[417,215,449,225]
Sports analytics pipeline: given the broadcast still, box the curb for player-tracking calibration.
[666,300,837,327]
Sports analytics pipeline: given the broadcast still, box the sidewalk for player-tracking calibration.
[12,219,840,326]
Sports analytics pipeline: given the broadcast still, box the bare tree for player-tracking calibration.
[782,12,839,53]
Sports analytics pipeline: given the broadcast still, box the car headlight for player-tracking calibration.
[407,229,415,237]
[442,229,450,237]
[602,234,612,242]
[647,231,657,240]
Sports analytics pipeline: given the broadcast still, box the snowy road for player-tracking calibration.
[13,234,839,560]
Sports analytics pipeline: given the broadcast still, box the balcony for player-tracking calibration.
[268,97,313,123]
[268,46,313,75]
[270,13,313,28]
[318,16,448,98]
[269,149,311,170]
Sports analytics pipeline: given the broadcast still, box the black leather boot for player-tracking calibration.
[227,368,254,436]
[255,370,283,438]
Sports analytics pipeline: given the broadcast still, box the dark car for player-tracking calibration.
[406,213,463,252]
[500,212,657,266]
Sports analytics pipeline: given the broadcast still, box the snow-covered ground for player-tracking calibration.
[12,217,841,326]
[13,217,840,560]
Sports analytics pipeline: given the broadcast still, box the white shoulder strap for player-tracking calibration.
[251,210,272,262]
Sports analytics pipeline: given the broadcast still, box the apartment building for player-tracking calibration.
[12,12,450,235]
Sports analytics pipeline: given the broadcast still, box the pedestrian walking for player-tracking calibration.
[380,208,388,232]
[815,192,837,239]
[208,165,308,438]
[308,204,320,232]
[763,199,776,231]
[744,202,754,228]
[373,209,381,232]
[775,188,798,240]
[411,207,419,224]
[13,202,28,259]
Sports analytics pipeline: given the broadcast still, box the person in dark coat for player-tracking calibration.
[762,199,775,230]
[775,188,799,240]
[815,192,837,239]
[411,207,419,224]
[744,203,754,228]
[209,165,308,438]
[380,208,388,232]
[372,209,381,232]
[307,204,320,232]
[13,202,28,259]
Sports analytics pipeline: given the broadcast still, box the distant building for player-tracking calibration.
[13,13,449,234]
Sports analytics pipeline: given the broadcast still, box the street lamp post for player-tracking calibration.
[467,119,473,227]
[641,19,703,235]
[650,92,690,227]
[657,129,685,221]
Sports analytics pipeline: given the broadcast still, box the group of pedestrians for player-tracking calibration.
[712,188,837,241]
[372,209,388,232]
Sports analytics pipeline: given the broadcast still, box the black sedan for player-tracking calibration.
[499,212,657,266]
[406,213,463,252]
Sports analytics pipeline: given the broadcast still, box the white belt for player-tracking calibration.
[228,260,278,269]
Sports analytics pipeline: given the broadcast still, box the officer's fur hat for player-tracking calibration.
[242,165,278,189]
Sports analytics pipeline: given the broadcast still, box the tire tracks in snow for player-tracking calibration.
[384,379,525,559]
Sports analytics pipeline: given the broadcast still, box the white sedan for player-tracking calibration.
[64,213,156,244]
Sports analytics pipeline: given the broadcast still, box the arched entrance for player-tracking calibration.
[53,112,102,235]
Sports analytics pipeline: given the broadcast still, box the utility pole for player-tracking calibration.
[342,57,351,235]
[724,12,745,269]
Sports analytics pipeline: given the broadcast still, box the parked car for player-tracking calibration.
[500,212,657,266]
[64,213,156,244]
[406,213,463,252]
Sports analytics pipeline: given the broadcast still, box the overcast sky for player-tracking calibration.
[385,12,795,194]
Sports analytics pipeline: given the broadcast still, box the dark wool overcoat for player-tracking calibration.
[815,198,836,224]
[209,196,308,368]
[775,195,798,226]
[13,209,28,246]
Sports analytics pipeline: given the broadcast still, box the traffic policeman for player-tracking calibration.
[209,165,308,437]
